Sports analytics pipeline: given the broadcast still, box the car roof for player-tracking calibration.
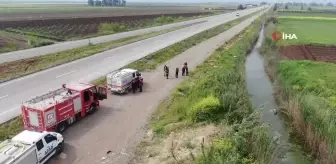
[12,130,45,144]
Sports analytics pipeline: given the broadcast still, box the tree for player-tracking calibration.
[237,4,243,10]
[102,0,108,6]
[95,0,102,6]
[122,0,126,6]
[88,0,94,6]
[273,3,278,11]
[310,2,318,6]
[300,5,303,10]
[260,2,267,5]
[327,2,333,6]
[113,0,118,6]
[285,4,288,9]
[107,0,113,6]
[308,7,312,11]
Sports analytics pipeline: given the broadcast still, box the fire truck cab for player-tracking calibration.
[21,82,107,133]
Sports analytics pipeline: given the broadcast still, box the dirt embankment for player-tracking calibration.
[280,45,336,63]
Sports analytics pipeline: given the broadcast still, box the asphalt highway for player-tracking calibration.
[1,12,224,63]
[0,6,267,124]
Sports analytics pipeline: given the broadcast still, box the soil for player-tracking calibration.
[0,12,210,29]
[0,12,212,40]
[0,34,29,52]
[0,7,207,22]
[279,45,336,63]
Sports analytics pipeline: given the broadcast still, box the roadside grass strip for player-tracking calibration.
[134,16,277,164]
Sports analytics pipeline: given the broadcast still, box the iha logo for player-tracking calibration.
[272,31,298,41]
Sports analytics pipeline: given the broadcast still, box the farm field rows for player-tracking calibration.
[0,11,216,53]
[0,5,207,21]
[262,10,336,163]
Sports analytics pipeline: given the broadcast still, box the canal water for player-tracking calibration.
[245,24,312,164]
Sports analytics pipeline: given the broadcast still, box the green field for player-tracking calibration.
[277,60,336,159]
[262,14,336,162]
[276,17,336,45]
[278,11,336,18]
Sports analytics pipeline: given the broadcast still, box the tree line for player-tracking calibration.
[88,0,126,6]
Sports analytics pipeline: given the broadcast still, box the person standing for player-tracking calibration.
[175,67,179,78]
[165,66,169,79]
[132,79,137,93]
[182,65,185,76]
[164,65,168,77]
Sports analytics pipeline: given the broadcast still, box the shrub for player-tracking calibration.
[188,95,221,123]
[28,37,54,47]
[99,23,128,34]
[154,16,175,25]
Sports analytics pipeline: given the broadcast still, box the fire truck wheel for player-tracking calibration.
[88,104,97,115]
[57,122,67,133]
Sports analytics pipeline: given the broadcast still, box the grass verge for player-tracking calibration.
[0,25,186,82]
[261,17,336,164]
[0,117,23,141]
[132,15,277,164]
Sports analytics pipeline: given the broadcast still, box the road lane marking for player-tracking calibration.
[56,70,76,78]
[0,95,8,100]
[0,105,20,117]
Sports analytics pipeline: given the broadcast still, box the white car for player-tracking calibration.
[236,13,240,16]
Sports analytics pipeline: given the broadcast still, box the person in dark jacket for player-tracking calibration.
[165,66,169,79]
[164,65,168,77]
[182,65,185,76]
[132,80,137,93]
[182,62,189,76]
[175,67,179,78]
[185,65,189,76]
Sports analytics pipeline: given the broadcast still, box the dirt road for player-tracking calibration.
[48,10,266,164]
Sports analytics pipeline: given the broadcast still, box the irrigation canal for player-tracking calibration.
[244,24,312,164]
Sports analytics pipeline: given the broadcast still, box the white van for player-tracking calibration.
[0,130,64,164]
[106,68,140,93]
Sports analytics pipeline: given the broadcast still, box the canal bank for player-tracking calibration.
[245,24,312,164]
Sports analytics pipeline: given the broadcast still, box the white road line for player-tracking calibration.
[56,70,76,78]
[0,105,20,116]
[0,95,8,100]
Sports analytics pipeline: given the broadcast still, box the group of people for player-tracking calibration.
[164,62,189,79]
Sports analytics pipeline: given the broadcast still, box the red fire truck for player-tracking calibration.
[21,82,107,133]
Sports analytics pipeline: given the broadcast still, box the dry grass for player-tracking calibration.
[131,124,222,164]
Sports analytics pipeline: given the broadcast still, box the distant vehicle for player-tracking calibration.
[0,130,63,164]
[106,68,143,94]
[236,13,240,16]
[21,82,107,133]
